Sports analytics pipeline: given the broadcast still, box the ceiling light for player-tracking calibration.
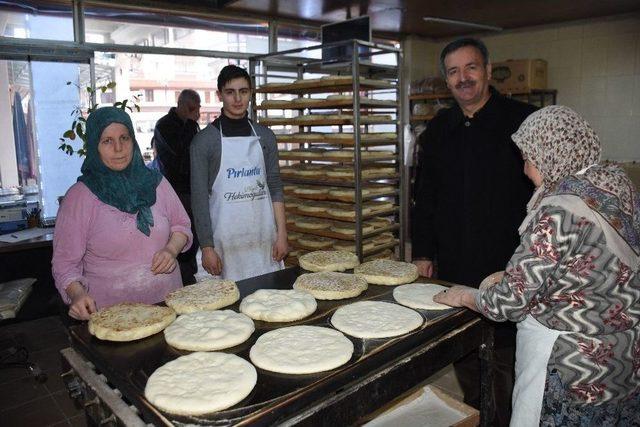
[422,17,503,32]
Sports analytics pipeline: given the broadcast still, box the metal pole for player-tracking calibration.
[72,0,85,44]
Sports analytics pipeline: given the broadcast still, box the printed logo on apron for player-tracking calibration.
[208,122,283,281]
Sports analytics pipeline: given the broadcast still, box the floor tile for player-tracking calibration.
[0,395,66,427]
[68,414,88,427]
[0,375,50,411]
[52,389,83,418]
[44,367,66,393]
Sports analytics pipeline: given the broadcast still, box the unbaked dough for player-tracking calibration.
[249,325,353,374]
[331,301,423,338]
[163,310,255,351]
[144,352,257,415]
[392,283,451,310]
[239,289,317,322]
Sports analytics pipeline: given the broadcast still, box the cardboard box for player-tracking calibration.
[490,59,547,94]
[361,384,480,427]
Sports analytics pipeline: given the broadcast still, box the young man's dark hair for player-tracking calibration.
[217,64,251,91]
[439,37,490,76]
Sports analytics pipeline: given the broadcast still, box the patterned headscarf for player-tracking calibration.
[513,105,639,257]
[78,107,162,236]
[512,105,601,188]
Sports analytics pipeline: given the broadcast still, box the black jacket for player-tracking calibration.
[153,107,199,194]
[412,88,537,287]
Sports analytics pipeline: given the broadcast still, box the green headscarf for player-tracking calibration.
[78,106,162,236]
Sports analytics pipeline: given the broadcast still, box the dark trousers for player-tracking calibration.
[177,192,199,285]
[454,322,516,427]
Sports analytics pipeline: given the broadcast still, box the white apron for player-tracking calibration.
[510,315,568,427]
[208,122,283,281]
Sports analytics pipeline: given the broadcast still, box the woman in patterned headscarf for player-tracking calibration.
[434,106,640,426]
[53,107,192,320]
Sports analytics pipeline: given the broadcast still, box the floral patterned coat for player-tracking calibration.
[477,202,640,405]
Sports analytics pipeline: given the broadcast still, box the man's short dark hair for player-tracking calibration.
[177,89,200,107]
[439,37,489,77]
[217,65,251,91]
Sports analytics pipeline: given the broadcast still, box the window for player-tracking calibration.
[84,7,270,54]
[144,89,154,102]
[0,1,73,41]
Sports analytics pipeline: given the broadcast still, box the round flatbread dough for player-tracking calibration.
[240,289,317,322]
[144,352,257,415]
[298,250,360,272]
[165,279,240,314]
[293,272,367,300]
[354,259,419,285]
[249,325,353,374]
[88,303,176,342]
[392,283,452,311]
[163,310,255,351]
[331,301,423,339]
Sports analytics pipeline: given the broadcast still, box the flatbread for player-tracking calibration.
[330,222,376,235]
[332,239,376,252]
[354,259,419,285]
[327,205,373,218]
[144,352,256,415]
[249,325,353,374]
[88,303,176,342]
[331,301,423,338]
[368,217,393,229]
[297,235,335,249]
[293,272,367,300]
[165,279,239,314]
[298,250,360,272]
[294,216,331,230]
[393,283,452,310]
[164,310,255,351]
[239,289,317,322]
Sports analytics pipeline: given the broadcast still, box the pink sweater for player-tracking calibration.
[52,178,192,309]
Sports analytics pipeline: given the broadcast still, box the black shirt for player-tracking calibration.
[153,107,199,194]
[212,110,251,136]
[412,87,537,287]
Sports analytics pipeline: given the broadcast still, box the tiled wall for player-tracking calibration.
[405,13,640,161]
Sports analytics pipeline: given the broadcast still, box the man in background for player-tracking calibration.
[411,38,537,426]
[153,89,201,284]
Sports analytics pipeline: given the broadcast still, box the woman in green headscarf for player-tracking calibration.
[52,107,192,320]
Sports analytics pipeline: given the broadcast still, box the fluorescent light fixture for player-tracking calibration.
[422,17,503,32]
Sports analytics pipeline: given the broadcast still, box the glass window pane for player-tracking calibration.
[85,7,269,53]
[95,51,248,160]
[0,1,73,41]
[0,59,88,219]
[277,24,320,51]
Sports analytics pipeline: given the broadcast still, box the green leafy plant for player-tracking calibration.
[59,81,140,156]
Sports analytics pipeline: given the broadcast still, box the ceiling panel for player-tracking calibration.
[223,0,640,38]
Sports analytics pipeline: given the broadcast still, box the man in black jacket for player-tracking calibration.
[153,89,201,284]
[411,38,537,426]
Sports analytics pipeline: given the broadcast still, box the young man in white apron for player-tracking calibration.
[190,65,287,281]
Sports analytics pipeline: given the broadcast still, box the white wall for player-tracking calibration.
[404,13,640,161]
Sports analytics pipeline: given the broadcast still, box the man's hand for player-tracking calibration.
[202,246,222,275]
[66,282,97,320]
[413,259,434,278]
[433,285,479,312]
[272,233,289,262]
[151,248,178,274]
